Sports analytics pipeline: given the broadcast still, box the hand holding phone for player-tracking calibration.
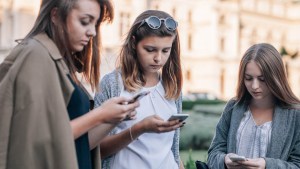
[229,155,247,162]
[123,91,150,121]
[128,91,150,103]
[168,114,189,122]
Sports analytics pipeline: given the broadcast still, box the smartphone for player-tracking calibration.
[168,114,189,121]
[229,155,247,162]
[128,91,150,104]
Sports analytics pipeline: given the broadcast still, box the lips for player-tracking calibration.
[150,65,161,69]
[252,91,261,96]
[81,40,89,46]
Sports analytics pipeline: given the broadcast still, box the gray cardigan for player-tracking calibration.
[94,70,182,168]
[207,99,300,169]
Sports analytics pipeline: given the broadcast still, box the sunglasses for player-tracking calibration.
[137,16,178,31]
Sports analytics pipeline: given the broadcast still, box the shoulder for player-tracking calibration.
[9,39,56,72]
[100,70,121,89]
[3,37,56,78]
[101,70,120,83]
[97,69,122,95]
[223,98,237,112]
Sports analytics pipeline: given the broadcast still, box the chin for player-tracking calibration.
[72,46,85,52]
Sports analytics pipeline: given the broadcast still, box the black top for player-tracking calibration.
[67,77,92,169]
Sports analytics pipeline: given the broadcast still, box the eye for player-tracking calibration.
[258,77,265,82]
[145,47,155,52]
[162,49,170,53]
[80,18,91,26]
[244,76,252,81]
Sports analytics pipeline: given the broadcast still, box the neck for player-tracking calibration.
[250,97,275,109]
[144,72,160,87]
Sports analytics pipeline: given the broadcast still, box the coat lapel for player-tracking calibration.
[33,33,74,105]
[267,106,288,158]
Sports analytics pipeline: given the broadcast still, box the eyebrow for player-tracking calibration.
[83,14,97,21]
[144,45,172,49]
[245,73,264,77]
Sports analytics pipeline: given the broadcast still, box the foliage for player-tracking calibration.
[182,99,225,110]
[180,103,226,150]
[184,150,197,169]
[180,150,207,163]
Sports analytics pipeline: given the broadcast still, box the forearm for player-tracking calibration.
[70,109,104,139]
[100,123,144,158]
[88,123,116,150]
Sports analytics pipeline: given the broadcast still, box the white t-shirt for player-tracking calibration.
[109,81,178,169]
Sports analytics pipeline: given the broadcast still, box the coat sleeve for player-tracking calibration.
[207,99,236,169]
[6,42,78,169]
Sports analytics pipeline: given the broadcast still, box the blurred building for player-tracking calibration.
[1,0,300,100]
[0,0,40,62]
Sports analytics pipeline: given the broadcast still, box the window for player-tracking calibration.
[188,33,192,51]
[186,70,191,81]
[119,12,130,38]
[188,10,192,25]
[220,37,225,52]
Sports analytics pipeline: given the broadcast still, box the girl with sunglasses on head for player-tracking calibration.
[207,43,300,169]
[0,0,139,169]
[94,10,185,169]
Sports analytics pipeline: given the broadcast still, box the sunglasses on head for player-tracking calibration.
[137,16,178,31]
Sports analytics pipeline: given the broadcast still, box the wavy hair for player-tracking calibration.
[25,0,114,91]
[118,10,182,99]
[236,43,300,108]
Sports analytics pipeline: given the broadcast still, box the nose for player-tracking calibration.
[154,52,162,63]
[87,26,96,38]
[251,79,260,90]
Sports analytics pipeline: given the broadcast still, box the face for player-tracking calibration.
[244,60,273,101]
[66,0,100,52]
[136,35,175,75]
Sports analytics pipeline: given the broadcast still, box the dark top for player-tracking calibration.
[67,77,92,169]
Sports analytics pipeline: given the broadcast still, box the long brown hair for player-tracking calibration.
[118,10,182,99]
[25,0,114,91]
[236,43,300,108]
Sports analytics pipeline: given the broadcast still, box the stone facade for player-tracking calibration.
[1,0,300,99]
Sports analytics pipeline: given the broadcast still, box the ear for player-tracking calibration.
[51,7,59,25]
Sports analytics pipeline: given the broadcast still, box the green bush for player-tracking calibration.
[184,150,197,169]
[183,99,225,110]
[180,103,226,150]
[180,113,219,150]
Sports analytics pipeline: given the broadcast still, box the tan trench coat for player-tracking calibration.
[0,33,100,169]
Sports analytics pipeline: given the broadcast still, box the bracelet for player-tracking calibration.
[129,126,134,141]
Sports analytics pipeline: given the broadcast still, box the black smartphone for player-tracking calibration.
[168,114,189,121]
[128,91,150,103]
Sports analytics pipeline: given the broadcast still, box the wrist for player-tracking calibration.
[132,123,144,138]
[90,108,105,125]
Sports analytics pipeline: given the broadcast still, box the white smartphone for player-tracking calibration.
[168,114,189,121]
[229,155,247,162]
[128,91,150,103]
